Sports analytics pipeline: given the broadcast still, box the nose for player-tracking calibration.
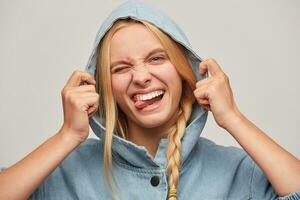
[131,65,152,87]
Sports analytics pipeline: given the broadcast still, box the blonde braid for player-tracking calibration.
[166,83,194,200]
[166,122,180,198]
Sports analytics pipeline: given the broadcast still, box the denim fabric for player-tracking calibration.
[27,138,300,200]
[6,0,300,199]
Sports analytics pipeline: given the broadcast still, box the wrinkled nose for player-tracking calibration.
[131,66,152,87]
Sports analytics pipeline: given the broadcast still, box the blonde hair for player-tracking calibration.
[95,18,197,200]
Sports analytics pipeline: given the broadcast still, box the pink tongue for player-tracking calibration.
[134,96,161,109]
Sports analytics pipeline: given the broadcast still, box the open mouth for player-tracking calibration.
[132,90,165,110]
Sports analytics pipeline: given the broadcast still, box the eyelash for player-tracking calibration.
[112,66,130,73]
[149,55,165,63]
[112,55,166,73]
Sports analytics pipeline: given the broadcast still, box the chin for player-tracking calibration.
[134,112,173,129]
[138,120,165,129]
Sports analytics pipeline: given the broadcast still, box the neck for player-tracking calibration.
[127,115,178,158]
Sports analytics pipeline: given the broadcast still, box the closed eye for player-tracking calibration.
[112,66,131,73]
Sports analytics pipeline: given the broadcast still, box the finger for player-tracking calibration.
[77,92,99,101]
[198,99,210,105]
[66,70,96,87]
[195,91,210,106]
[195,77,213,88]
[193,86,210,100]
[88,104,99,117]
[72,84,96,93]
[69,92,99,107]
[81,94,99,112]
[199,58,224,77]
[194,86,211,109]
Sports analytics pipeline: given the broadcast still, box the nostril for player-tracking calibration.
[143,80,151,87]
[132,75,152,87]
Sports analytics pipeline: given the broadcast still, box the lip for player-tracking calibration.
[130,88,165,101]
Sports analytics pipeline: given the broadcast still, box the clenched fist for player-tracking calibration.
[60,70,99,143]
[194,58,241,129]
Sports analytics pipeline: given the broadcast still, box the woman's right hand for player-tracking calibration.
[0,70,99,200]
[60,70,99,143]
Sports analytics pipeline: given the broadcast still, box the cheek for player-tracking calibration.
[111,74,131,101]
[155,63,182,89]
[169,72,182,100]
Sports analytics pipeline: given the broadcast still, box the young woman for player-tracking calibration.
[1,1,300,199]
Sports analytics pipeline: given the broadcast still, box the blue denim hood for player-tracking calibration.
[84,0,208,169]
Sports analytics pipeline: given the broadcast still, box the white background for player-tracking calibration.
[1,0,299,167]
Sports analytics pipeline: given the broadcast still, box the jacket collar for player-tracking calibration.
[89,104,207,168]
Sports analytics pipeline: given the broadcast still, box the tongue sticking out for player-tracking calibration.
[134,95,163,110]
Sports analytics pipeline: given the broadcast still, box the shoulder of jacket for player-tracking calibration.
[79,137,102,147]
[60,138,103,165]
[74,138,102,154]
[195,137,249,160]
[181,137,253,175]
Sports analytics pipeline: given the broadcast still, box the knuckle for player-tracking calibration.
[65,91,75,102]
[193,89,198,97]
[224,74,229,82]
[221,74,229,83]
[89,85,96,92]
[199,61,205,68]
[61,88,69,98]
[93,93,99,101]
[220,74,226,81]
[61,88,66,96]
[206,58,216,64]
[73,70,82,76]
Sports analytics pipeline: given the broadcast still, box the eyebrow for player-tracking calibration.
[110,48,167,68]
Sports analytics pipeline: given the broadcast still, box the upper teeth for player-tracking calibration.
[134,90,164,101]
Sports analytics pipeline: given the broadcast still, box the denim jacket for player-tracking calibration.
[4,1,300,199]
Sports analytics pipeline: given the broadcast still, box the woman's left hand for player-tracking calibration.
[193,58,241,129]
[194,59,300,197]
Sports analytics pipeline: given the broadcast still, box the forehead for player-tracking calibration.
[110,23,163,61]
